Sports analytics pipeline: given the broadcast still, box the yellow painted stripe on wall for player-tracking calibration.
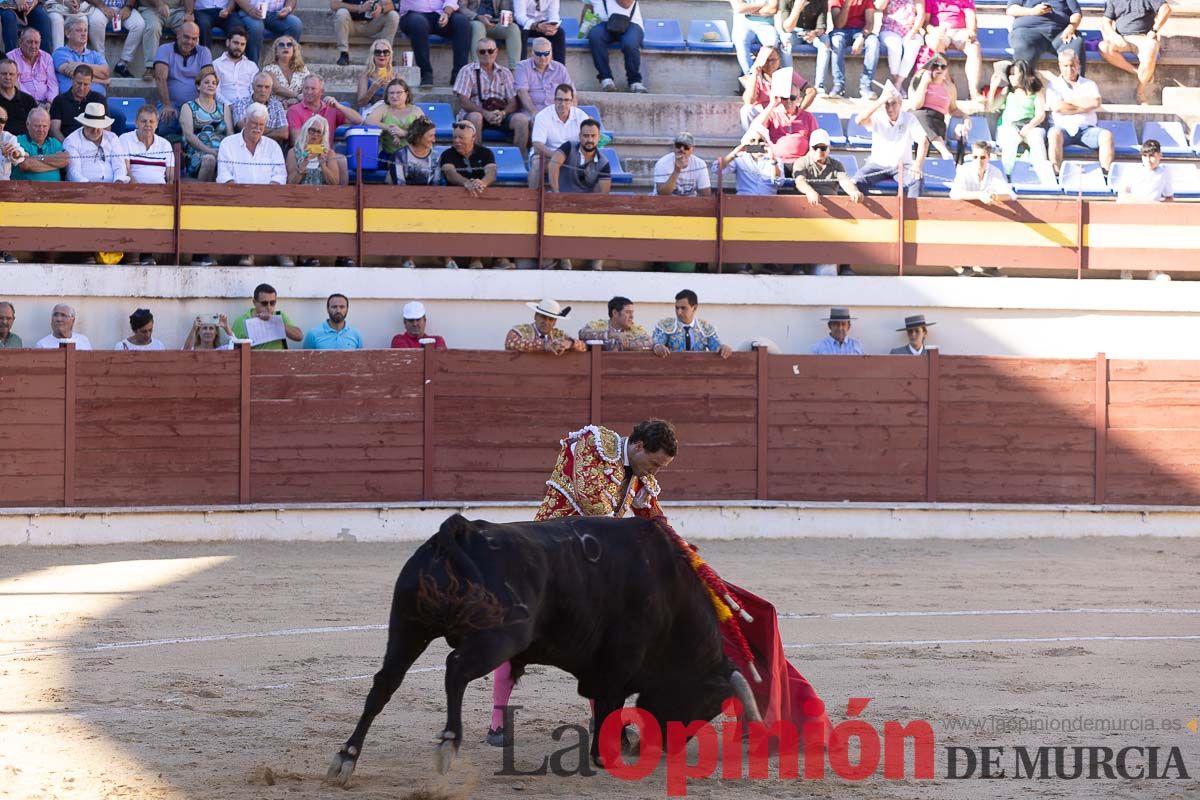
[544,212,717,241]
[0,202,173,230]
[181,206,356,233]
[1084,224,1196,249]
[905,219,1077,248]
[364,208,538,235]
[724,216,895,243]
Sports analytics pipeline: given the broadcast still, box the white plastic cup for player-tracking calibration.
[500,9,513,25]
[402,51,414,67]
[112,13,121,31]
[418,337,436,346]
[258,0,268,16]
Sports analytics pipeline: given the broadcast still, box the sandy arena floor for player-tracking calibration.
[2,535,1199,800]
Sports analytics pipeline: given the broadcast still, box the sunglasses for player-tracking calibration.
[478,48,496,54]
[276,41,294,48]
[453,122,474,129]
[812,144,828,151]
[931,63,947,70]
[674,143,692,150]
[374,49,390,55]
[533,50,551,56]
[0,118,7,125]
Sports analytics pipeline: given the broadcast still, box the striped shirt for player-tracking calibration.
[118,131,176,184]
[453,62,516,107]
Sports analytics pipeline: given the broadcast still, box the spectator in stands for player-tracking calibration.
[908,55,966,162]
[717,128,784,197]
[153,21,213,136]
[49,64,104,139]
[810,306,863,354]
[515,0,563,62]
[357,39,403,110]
[0,58,37,138]
[232,283,303,349]
[654,131,711,197]
[505,297,585,353]
[853,87,923,196]
[820,0,879,99]
[391,300,448,348]
[652,290,732,358]
[740,46,814,131]
[878,0,924,91]
[731,0,785,76]
[85,0,145,78]
[793,129,862,275]
[925,0,982,99]
[333,0,399,68]
[53,16,108,96]
[8,28,56,105]
[114,307,165,350]
[64,101,129,181]
[181,67,232,181]
[367,78,424,157]
[986,58,1046,176]
[14,107,67,181]
[1,1,52,56]
[119,105,172,265]
[232,0,303,65]
[36,303,92,349]
[286,113,338,184]
[1006,0,1084,75]
[463,0,519,70]
[216,102,289,265]
[263,35,308,107]
[212,27,257,106]
[399,0,471,90]
[233,71,289,145]
[455,37,529,156]
[0,106,25,180]
[777,0,828,73]
[548,116,610,193]
[303,293,365,350]
[182,313,235,349]
[390,114,440,189]
[1099,0,1169,105]
[139,0,190,80]
[287,73,360,186]
[0,300,19,348]
[440,120,511,268]
[531,82,586,186]
[949,140,1013,202]
[1117,138,1171,203]
[891,314,932,354]
[1047,49,1112,175]
[751,88,819,173]
[193,0,231,49]
[579,296,651,351]
[587,0,647,93]
[515,36,572,117]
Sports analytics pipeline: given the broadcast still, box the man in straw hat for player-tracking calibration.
[504,298,586,354]
[63,101,129,183]
[891,314,934,355]
[810,306,864,355]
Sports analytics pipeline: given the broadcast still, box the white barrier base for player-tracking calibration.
[2,501,1198,546]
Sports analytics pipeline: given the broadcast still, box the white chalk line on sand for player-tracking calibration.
[784,634,1200,649]
[5,608,1200,662]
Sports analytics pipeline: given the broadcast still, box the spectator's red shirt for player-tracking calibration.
[765,106,819,161]
[830,0,871,29]
[925,0,973,28]
[391,332,448,349]
[286,101,349,147]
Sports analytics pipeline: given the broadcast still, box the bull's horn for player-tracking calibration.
[730,670,763,723]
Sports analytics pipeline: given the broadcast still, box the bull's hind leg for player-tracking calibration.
[437,633,516,775]
[327,625,432,787]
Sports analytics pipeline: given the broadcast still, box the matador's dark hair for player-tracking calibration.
[630,418,678,457]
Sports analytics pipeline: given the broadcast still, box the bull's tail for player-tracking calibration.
[415,514,506,634]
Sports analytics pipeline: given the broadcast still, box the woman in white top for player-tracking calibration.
[115,308,166,351]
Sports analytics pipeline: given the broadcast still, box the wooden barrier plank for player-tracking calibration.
[0,475,66,507]
[77,400,240,424]
[435,350,591,376]
[250,374,422,401]
[1102,475,1200,505]
[939,357,1093,381]
[939,402,1093,428]
[434,406,589,429]
[251,397,423,423]
[77,353,239,378]
[1,422,67,450]
[76,434,239,452]
[939,378,1093,405]
[604,396,756,422]
[768,424,927,450]
[0,450,65,474]
[435,445,564,472]
[252,473,424,503]
[767,474,924,501]
[1109,381,1200,406]
[1108,406,1200,429]
[939,425,1093,451]
[433,470,549,498]
[768,377,928,403]
[251,349,422,374]
[0,373,67,398]
[767,448,927,473]
[76,422,240,440]
[77,449,239,475]
[768,355,928,380]
[600,355,763,379]
[938,447,1095,474]
[665,469,757,499]
[770,400,927,427]
[234,423,421,449]
[74,475,239,506]
[936,473,1094,503]
[433,373,590,398]
[1109,360,1200,382]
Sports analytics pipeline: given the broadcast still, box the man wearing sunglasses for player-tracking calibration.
[454,38,530,156]
[851,87,923,196]
[514,35,571,115]
[748,84,819,176]
[654,131,711,197]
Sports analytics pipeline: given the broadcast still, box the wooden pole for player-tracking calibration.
[173,143,183,266]
[755,344,769,500]
[355,155,364,266]
[590,342,603,423]
[238,341,251,503]
[62,341,76,507]
[716,166,725,274]
[896,163,906,277]
[926,347,940,502]
[422,343,436,500]
[1095,352,1107,505]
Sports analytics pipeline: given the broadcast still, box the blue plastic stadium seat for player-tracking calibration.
[559,18,590,48]
[108,96,145,122]
[1010,161,1062,196]
[419,102,454,139]
[1061,119,1138,158]
[976,27,1012,59]
[642,19,686,51]
[1191,122,1200,154]
[948,115,994,146]
[492,146,528,183]
[687,19,734,52]
[920,158,958,195]
[601,147,633,185]
[846,116,872,148]
[1142,120,1191,157]
[813,112,847,147]
[833,152,859,177]
[1165,163,1200,198]
[577,104,614,139]
[1060,160,1112,196]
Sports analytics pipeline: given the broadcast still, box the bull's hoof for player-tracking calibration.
[486,726,506,747]
[326,747,359,787]
[435,731,458,775]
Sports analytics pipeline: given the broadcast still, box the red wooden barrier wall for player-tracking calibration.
[5,346,1200,509]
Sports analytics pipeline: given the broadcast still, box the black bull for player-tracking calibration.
[328,513,762,785]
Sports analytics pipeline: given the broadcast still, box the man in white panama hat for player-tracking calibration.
[810,306,864,355]
[504,298,586,354]
[63,101,129,183]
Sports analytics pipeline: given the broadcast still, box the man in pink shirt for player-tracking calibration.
[7,28,56,104]
[924,0,982,99]
[285,73,362,184]
[750,91,819,173]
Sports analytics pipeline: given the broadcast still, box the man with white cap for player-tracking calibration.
[716,127,784,197]
[810,307,864,355]
[390,300,448,349]
[504,298,585,354]
[63,101,129,183]
[793,128,862,204]
[890,314,933,355]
